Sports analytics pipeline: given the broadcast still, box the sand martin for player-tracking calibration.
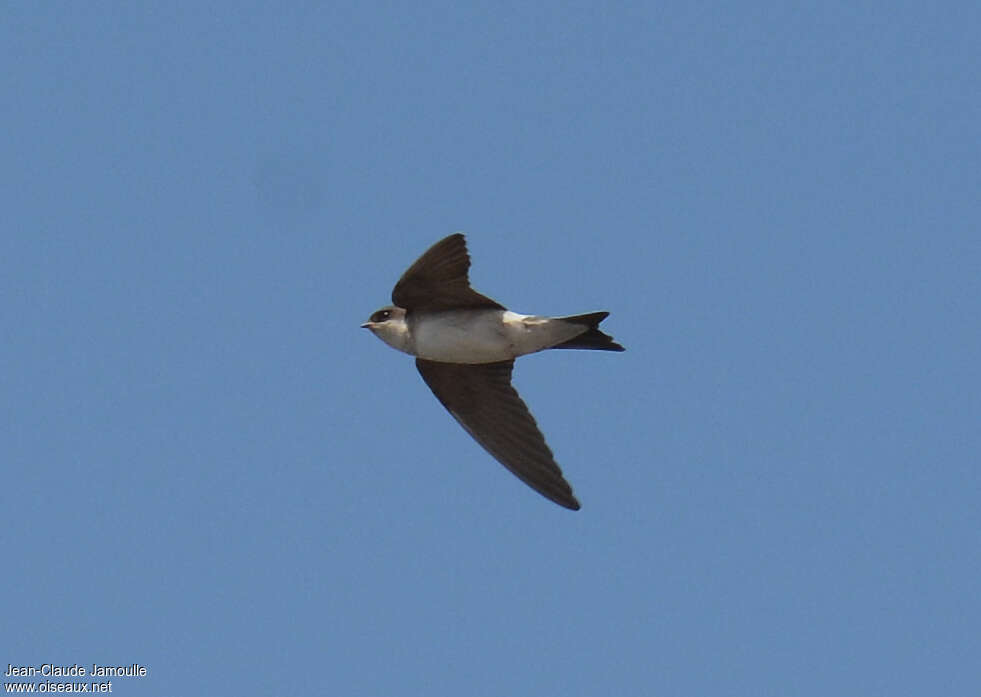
[361,233,624,510]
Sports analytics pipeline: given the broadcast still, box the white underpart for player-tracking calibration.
[408,309,585,364]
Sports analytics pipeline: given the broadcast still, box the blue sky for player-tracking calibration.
[3,2,979,695]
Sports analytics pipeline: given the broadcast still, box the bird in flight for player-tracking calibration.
[361,233,624,510]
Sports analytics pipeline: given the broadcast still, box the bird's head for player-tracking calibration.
[361,305,411,353]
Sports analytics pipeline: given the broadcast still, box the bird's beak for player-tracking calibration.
[360,322,373,329]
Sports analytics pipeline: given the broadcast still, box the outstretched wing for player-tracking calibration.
[415,358,580,510]
[392,233,504,312]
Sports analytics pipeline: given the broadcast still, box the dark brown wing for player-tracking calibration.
[392,233,504,312]
[415,358,580,510]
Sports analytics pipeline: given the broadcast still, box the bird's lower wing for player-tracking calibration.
[415,359,580,510]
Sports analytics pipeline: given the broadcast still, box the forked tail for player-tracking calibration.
[551,312,625,351]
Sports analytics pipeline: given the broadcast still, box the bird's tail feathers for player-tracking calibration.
[551,312,625,351]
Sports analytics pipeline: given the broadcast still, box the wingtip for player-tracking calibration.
[554,494,581,511]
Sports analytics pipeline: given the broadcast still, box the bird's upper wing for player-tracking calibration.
[392,233,504,312]
[415,358,580,510]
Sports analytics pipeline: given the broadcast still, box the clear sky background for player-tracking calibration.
[3,3,979,695]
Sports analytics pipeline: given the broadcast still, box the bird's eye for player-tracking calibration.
[371,309,392,322]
